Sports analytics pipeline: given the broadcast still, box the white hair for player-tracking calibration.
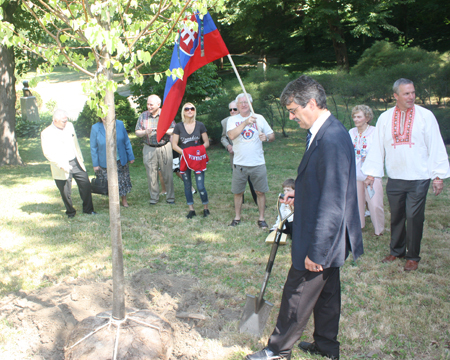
[53,109,68,121]
[236,93,253,104]
[147,94,161,105]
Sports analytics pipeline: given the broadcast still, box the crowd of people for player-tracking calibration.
[40,76,449,360]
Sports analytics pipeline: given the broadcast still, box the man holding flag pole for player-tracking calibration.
[156,11,264,149]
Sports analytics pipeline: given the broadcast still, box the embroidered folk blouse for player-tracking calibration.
[349,125,376,181]
[361,105,450,181]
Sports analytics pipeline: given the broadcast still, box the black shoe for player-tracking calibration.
[203,209,210,217]
[298,342,339,360]
[246,347,290,360]
[166,201,175,205]
[68,214,75,218]
[186,210,196,219]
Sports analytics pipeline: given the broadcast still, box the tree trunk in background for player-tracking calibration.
[323,0,349,72]
[327,19,349,71]
[0,1,22,166]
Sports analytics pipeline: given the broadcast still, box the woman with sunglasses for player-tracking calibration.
[172,103,210,218]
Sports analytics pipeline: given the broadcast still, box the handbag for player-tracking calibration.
[91,171,108,195]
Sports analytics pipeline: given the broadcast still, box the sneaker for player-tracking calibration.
[186,210,196,219]
[203,209,210,217]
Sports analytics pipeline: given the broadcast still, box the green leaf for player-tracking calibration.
[60,34,68,43]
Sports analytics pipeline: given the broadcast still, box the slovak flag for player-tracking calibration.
[157,12,229,141]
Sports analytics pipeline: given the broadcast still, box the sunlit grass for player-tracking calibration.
[1,129,449,359]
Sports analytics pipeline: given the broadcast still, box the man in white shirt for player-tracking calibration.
[41,109,95,218]
[227,93,275,228]
[362,78,450,271]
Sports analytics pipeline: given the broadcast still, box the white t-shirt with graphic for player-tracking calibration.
[227,113,274,166]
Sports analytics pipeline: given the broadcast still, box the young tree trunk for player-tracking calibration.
[103,62,125,321]
[0,1,22,166]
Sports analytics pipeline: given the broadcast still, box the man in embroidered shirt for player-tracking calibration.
[362,78,450,271]
[226,93,275,229]
[135,94,176,205]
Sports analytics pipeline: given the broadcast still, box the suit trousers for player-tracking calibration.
[268,266,341,359]
[386,178,430,262]
[55,158,94,216]
[357,179,385,235]
[143,143,174,204]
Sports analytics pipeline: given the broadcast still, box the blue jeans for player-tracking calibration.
[182,169,208,205]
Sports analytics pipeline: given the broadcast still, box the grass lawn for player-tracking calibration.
[1,126,449,359]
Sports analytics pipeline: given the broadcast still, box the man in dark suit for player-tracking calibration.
[246,76,364,360]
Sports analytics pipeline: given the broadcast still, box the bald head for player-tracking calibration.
[147,95,161,116]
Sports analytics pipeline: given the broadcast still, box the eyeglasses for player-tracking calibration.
[184,107,195,112]
[288,104,301,115]
[229,108,238,112]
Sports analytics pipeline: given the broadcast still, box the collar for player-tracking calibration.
[309,110,331,138]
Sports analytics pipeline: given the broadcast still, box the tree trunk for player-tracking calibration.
[323,0,349,71]
[102,60,125,321]
[327,19,349,72]
[0,1,22,166]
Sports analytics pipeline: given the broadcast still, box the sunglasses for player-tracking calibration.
[229,108,238,112]
[184,107,195,112]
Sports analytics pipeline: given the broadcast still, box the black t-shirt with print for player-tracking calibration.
[173,121,207,150]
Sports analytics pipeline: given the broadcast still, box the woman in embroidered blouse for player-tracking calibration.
[172,102,210,219]
[349,105,385,235]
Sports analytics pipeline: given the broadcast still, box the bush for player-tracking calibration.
[15,114,52,138]
[131,62,224,117]
[200,95,233,143]
[115,94,137,132]
[74,102,98,138]
[74,94,138,137]
[432,107,450,144]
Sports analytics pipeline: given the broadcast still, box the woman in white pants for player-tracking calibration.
[349,105,385,235]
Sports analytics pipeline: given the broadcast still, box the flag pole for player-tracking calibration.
[227,54,259,132]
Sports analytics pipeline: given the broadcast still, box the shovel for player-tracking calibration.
[239,194,294,337]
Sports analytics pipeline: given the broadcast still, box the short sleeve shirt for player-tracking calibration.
[173,121,207,150]
[135,110,175,146]
[226,113,273,166]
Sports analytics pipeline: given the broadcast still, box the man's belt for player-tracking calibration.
[145,142,168,148]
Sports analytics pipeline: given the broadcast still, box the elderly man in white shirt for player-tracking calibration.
[41,109,95,218]
[362,78,450,271]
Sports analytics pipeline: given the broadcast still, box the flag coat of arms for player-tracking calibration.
[157,12,229,141]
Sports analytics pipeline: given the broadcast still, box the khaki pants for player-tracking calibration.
[143,142,174,203]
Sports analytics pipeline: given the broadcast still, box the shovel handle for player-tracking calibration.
[255,196,293,312]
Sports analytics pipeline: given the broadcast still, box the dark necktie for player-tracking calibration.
[306,130,312,149]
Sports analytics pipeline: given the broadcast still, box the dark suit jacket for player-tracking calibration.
[292,114,363,270]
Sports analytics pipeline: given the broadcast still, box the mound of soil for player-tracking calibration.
[0,269,243,359]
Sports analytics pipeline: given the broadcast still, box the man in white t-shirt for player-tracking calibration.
[362,78,450,272]
[227,93,275,228]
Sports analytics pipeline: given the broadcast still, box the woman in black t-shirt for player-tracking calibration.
[172,103,210,219]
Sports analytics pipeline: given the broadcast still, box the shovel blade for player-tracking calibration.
[239,294,274,337]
